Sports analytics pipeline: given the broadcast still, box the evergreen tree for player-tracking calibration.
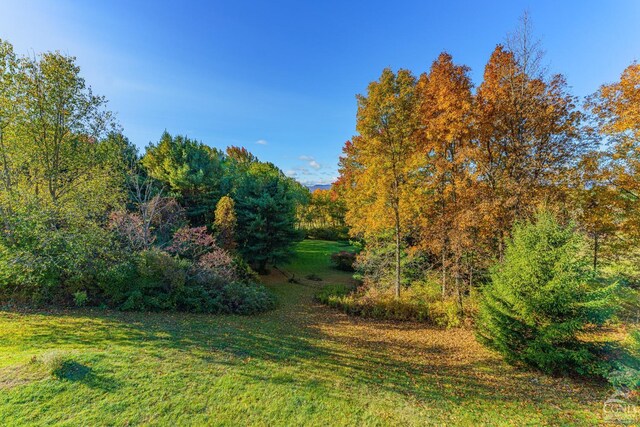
[476,211,617,375]
[142,132,224,225]
[233,162,301,273]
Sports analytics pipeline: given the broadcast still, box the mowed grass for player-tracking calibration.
[0,240,609,426]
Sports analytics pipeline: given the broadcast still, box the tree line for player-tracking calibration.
[337,20,639,303]
[333,18,639,379]
[0,38,307,312]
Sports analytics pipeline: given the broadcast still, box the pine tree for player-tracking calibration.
[233,162,301,273]
[142,132,224,225]
[476,211,617,375]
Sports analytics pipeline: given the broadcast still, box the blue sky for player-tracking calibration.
[1,1,639,185]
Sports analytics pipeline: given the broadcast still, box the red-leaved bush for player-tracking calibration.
[193,248,237,286]
[108,211,149,250]
[167,226,216,259]
[167,226,239,287]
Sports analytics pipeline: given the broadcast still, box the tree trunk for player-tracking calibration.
[456,269,464,317]
[258,259,268,275]
[441,246,446,299]
[394,207,401,299]
[593,232,599,273]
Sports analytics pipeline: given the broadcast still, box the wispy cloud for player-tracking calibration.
[256,139,268,145]
[299,155,321,170]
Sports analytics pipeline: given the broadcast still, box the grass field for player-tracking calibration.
[0,240,611,426]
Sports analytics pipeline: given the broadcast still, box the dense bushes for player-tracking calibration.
[305,226,349,242]
[96,249,274,314]
[330,251,356,271]
[319,239,472,327]
[0,40,309,315]
[94,224,276,314]
[297,189,348,242]
[605,329,640,390]
[315,283,466,328]
[0,206,120,306]
[220,281,277,315]
[0,199,276,315]
[476,212,618,376]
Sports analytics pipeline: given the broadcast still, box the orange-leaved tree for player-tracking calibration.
[412,52,476,303]
[474,39,582,260]
[588,62,640,243]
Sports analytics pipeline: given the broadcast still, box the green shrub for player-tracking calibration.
[97,249,276,315]
[615,282,640,323]
[125,249,189,311]
[304,226,349,241]
[232,256,260,283]
[316,284,352,303]
[607,364,640,390]
[73,291,88,307]
[315,283,463,327]
[331,251,356,272]
[607,329,640,390]
[430,300,462,328]
[0,206,121,306]
[476,211,618,376]
[220,282,277,315]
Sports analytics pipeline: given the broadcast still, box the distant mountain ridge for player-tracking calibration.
[306,184,332,192]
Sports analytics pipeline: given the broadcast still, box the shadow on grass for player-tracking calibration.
[57,361,91,381]
[1,299,607,418]
[56,361,119,391]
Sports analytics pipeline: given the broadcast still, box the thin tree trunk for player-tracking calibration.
[0,128,15,242]
[456,267,464,317]
[441,247,446,299]
[593,232,599,273]
[394,206,401,299]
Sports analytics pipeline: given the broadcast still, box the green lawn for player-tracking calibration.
[0,240,609,426]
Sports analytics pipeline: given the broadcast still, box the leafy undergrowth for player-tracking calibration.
[315,284,465,327]
[0,240,614,426]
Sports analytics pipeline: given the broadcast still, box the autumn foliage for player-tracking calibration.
[334,18,640,378]
[338,40,597,303]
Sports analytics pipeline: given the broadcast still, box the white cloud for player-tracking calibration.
[298,155,322,170]
[256,139,268,145]
[285,169,297,177]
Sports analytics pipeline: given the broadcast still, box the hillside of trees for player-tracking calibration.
[0,14,638,393]
[0,38,308,314]
[328,18,639,383]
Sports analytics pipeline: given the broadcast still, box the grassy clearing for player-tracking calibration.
[0,240,611,426]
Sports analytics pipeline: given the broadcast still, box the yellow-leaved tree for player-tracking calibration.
[339,68,417,298]
[589,62,640,241]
